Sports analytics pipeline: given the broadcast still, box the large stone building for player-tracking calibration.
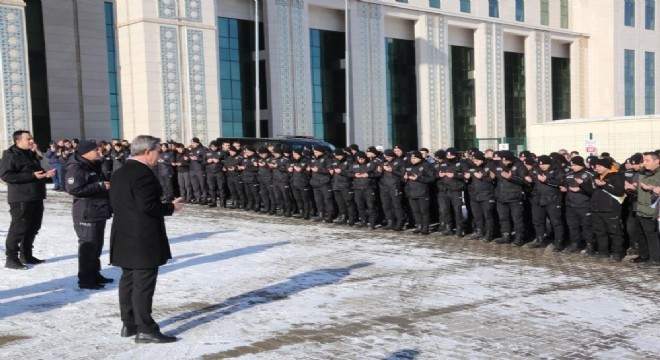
[0,0,658,160]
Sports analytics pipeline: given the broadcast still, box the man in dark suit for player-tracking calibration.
[109,135,183,344]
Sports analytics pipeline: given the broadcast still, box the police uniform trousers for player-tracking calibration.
[436,190,451,227]
[226,174,245,206]
[243,181,261,211]
[496,201,524,236]
[74,221,106,285]
[207,172,226,204]
[312,184,334,218]
[119,267,160,334]
[6,200,44,258]
[446,190,465,231]
[158,173,174,201]
[334,189,356,223]
[259,181,275,213]
[380,186,405,224]
[273,181,293,214]
[470,199,495,235]
[292,185,313,219]
[532,203,564,244]
[566,206,592,249]
[354,188,377,224]
[190,170,207,202]
[591,211,625,257]
[408,196,431,230]
[177,172,192,202]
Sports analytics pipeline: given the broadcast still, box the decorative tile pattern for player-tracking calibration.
[486,24,493,138]
[370,4,386,147]
[438,15,450,149]
[291,0,308,136]
[187,29,207,143]
[543,32,552,122]
[185,0,202,23]
[426,15,438,148]
[276,0,294,135]
[160,26,182,141]
[535,32,543,123]
[495,24,504,137]
[158,0,177,19]
[579,37,586,117]
[0,7,29,144]
[357,2,372,146]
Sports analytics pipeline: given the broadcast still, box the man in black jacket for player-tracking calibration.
[1,130,56,269]
[527,155,565,250]
[65,140,113,289]
[493,151,528,244]
[404,151,435,235]
[379,149,406,231]
[110,135,183,343]
[564,156,595,254]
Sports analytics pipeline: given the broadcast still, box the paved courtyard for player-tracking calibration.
[1,188,660,359]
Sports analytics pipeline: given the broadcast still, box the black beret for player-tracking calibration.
[446,147,459,156]
[228,146,238,152]
[384,149,396,157]
[192,137,200,144]
[523,157,536,166]
[595,158,613,169]
[570,156,585,167]
[312,145,325,152]
[244,145,256,152]
[366,146,378,154]
[333,148,345,156]
[410,151,423,159]
[349,144,360,151]
[501,151,515,162]
[257,146,269,154]
[419,147,429,153]
[629,153,644,165]
[434,150,446,159]
[77,140,98,155]
[472,151,485,161]
[271,146,282,154]
[355,151,368,159]
[519,150,532,158]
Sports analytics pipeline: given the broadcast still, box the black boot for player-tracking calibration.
[20,247,45,265]
[412,225,422,234]
[420,225,430,235]
[483,231,495,242]
[563,242,579,253]
[494,233,512,244]
[441,224,452,236]
[314,212,325,222]
[528,237,546,248]
[512,233,525,247]
[382,220,393,230]
[585,243,597,257]
[552,239,564,252]
[200,199,208,206]
[393,221,404,231]
[220,197,227,208]
[208,201,217,208]
[455,227,465,238]
[5,252,27,270]
[471,229,483,240]
[357,220,367,228]
[334,214,346,225]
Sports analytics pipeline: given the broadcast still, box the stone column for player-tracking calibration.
[347,1,387,148]
[524,30,552,126]
[570,36,588,119]
[115,0,219,143]
[474,22,505,142]
[263,0,311,137]
[0,0,29,150]
[415,13,451,149]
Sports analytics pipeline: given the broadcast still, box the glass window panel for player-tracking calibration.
[429,0,440,9]
[232,80,242,97]
[646,52,655,114]
[230,49,240,62]
[460,0,471,13]
[516,0,525,22]
[489,0,499,18]
[229,19,239,38]
[219,37,230,49]
[647,0,656,29]
[233,110,243,123]
[220,63,231,79]
[219,48,231,61]
[625,49,636,115]
[218,18,229,38]
[625,0,636,27]
[233,99,242,110]
[560,0,569,28]
[230,38,239,50]
[222,121,234,136]
[541,0,549,25]
[221,80,232,98]
[231,62,241,79]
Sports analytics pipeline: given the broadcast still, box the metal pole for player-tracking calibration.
[255,0,261,138]
[345,0,351,146]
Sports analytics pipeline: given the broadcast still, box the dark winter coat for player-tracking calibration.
[404,161,434,198]
[65,153,112,222]
[109,160,175,269]
[0,145,48,203]
[580,170,625,213]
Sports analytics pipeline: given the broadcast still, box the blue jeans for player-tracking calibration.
[52,163,62,189]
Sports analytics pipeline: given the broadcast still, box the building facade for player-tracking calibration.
[0,0,658,159]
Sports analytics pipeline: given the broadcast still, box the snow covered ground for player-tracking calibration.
[1,184,660,359]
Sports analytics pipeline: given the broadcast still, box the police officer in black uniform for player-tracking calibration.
[563,156,595,253]
[172,143,192,202]
[290,149,313,219]
[464,151,496,241]
[310,145,334,222]
[438,148,467,237]
[493,151,528,244]
[257,147,276,214]
[623,153,644,256]
[240,146,260,212]
[379,149,406,231]
[224,146,244,209]
[157,143,175,202]
[110,142,129,174]
[527,155,566,249]
[65,140,113,289]
[350,151,381,228]
[188,137,208,205]
[204,141,226,207]
[404,151,434,235]
[270,146,293,217]
[330,148,356,225]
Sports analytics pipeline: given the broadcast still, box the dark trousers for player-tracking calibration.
[470,199,495,234]
[437,190,450,227]
[190,170,207,201]
[227,175,245,205]
[74,221,106,284]
[591,211,625,257]
[566,207,592,248]
[177,172,192,202]
[292,186,313,218]
[532,203,564,244]
[158,174,174,201]
[6,200,44,257]
[312,184,334,217]
[632,214,660,262]
[409,197,430,229]
[119,267,160,334]
[446,190,465,230]
[497,201,524,236]
[273,182,293,213]
[380,187,405,224]
[259,181,275,212]
[243,182,260,210]
[354,188,376,223]
[334,189,356,222]
[207,172,226,202]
